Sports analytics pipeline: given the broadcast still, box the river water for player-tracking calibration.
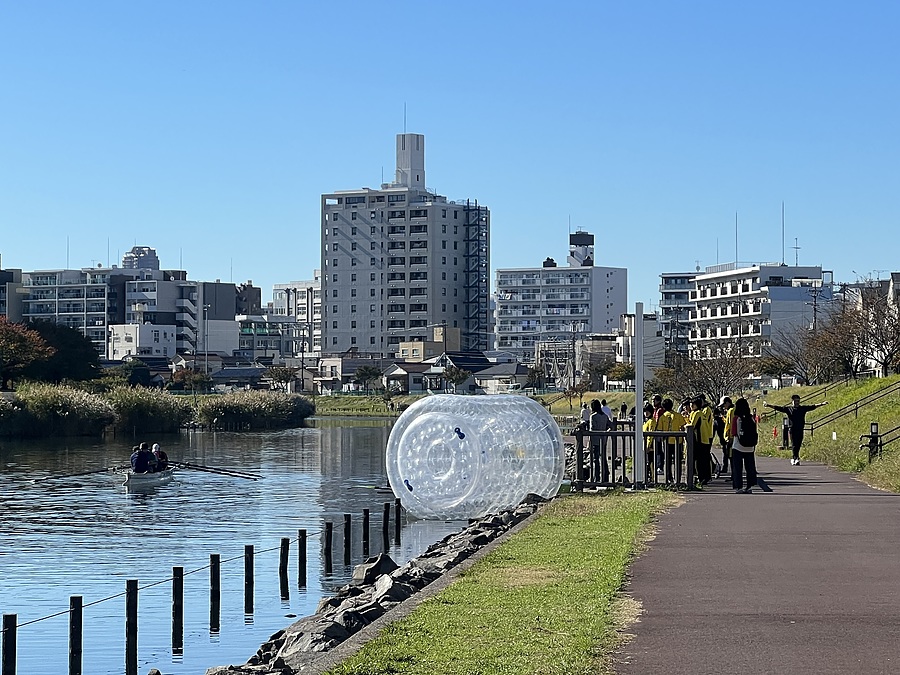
[0,418,465,675]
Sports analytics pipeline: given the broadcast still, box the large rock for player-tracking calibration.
[351,553,399,585]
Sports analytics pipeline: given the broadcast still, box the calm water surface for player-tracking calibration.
[0,418,465,675]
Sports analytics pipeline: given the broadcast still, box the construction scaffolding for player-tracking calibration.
[463,199,490,352]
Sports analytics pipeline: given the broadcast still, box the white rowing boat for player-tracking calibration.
[121,467,176,486]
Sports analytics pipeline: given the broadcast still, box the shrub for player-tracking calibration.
[194,390,314,430]
[9,383,115,437]
[105,386,194,434]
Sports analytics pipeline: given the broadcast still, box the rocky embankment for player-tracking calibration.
[205,495,548,675]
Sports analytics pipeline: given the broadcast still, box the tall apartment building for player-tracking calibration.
[659,271,696,364]
[0,259,23,320]
[320,134,490,357]
[688,263,833,359]
[495,231,628,364]
[273,270,322,360]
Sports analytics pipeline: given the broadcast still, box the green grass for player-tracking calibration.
[754,375,900,481]
[325,491,678,675]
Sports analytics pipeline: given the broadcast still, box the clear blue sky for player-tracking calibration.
[2,1,898,310]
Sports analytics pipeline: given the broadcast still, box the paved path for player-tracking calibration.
[617,455,900,675]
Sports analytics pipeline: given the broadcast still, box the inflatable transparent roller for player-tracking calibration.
[385,394,565,520]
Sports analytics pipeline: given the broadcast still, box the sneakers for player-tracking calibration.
[790,458,801,466]
[742,487,752,494]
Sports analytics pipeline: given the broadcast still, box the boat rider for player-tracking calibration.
[152,443,169,471]
[130,442,155,473]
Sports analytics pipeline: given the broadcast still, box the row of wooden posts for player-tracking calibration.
[1,499,404,675]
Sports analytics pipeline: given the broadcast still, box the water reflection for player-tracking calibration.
[0,418,465,675]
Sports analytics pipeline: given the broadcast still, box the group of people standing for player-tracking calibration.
[129,442,169,473]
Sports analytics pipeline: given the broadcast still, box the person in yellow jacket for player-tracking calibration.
[720,396,735,475]
[641,404,658,478]
[657,398,685,483]
[686,395,715,485]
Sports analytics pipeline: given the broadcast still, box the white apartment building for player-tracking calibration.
[495,231,628,364]
[108,323,177,360]
[320,134,490,358]
[688,263,833,359]
[273,270,322,360]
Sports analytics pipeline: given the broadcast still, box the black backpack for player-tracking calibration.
[737,416,758,447]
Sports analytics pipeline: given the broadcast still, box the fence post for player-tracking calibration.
[324,522,333,574]
[382,502,390,551]
[172,567,184,654]
[362,508,370,558]
[244,545,254,615]
[2,613,16,675]
[343,514,352,565]
[574,429,585,490]
[297,529,307,587]
[69,596,82,675]
[686,431,696,486]
[394,498,402,545]
[279,538,290,600]
[125,579,138,675]
[210,554,221,633]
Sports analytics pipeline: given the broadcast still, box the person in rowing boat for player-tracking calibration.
[152,443,169,471]
[130,443,155,473]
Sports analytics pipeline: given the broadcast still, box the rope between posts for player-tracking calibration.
[0,526,340,631]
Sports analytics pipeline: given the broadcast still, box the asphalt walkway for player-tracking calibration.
[616,455,900,675]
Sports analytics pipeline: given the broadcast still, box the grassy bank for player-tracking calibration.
[754,375,900,487]
[326,491,678,675]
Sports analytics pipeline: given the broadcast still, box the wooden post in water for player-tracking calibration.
[244,545,254,615]
[297,529,307,587]
[172,567,184,654]
[2,613,17,675]
[362,508,370,558]
[279,538,290,600]
[343,513,352,565]
[125,579,138,675]
[69,596,82,675]
[394,498,402,545]
[210,554,221,633]
[382,502,390,551]
[324,522,333,574]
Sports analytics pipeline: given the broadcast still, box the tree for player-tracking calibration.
[607,362,635,383]
[353,365,383,394]
[0,317,55,389]
[584,356,615,390]
[679,349,755,404]
[861,293,900,376]
[812,306,868,379]
[442,365,472,393]
[22,321,101,383]
[574,377,591,406]
[266,366,297,391]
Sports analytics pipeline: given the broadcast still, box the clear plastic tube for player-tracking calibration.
[385,395,564,519]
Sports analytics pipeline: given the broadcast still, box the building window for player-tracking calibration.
[371,258,377,266]
[371,242,377,250]
[351,226,357,235]
[351,336,357,344]
[370,336,376,344]
[332,258,338,267]
[332,305,338,313]
[370,320,376,328]
[370,289,376,297]
[370,211,376,219]
[370,226,376,234]
[370,273,376,281]
[332,213,338,221]
[332,337,337,345]
[332,289,338,297]
[454,211,458,219]
[442,256,447,265]
[351,321,357,328]
[442,272,447,280]
[388,194,405,203]
[351,212,357,220]
[351,242,357,250]
[351,304,356,313]
[332,321,338,329]
[351,258,357,266]
[351,289,356,297]
[442,209,447,217]
[332,274,337,282]
[351,273,357,281]
[442,240,447,249]
[332,243,338,251]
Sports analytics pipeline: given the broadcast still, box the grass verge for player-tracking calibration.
[325,491,679,675]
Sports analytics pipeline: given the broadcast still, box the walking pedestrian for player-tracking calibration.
[730,397,758,493]
[763,395,828,465]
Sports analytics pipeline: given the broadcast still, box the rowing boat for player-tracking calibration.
[121,467,176,486]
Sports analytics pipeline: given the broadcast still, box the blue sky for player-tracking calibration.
[2,1,898,309]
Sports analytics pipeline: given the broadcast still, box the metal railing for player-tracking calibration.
[807,379,900,436]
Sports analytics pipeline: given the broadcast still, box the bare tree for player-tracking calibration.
[766,322,823,385]
[861,291,900,376]
[679,348,755,404]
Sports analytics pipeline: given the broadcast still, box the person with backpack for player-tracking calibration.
[731,397,758,493]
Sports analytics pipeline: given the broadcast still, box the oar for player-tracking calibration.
[175,462,262,480]
[31,465,131,483]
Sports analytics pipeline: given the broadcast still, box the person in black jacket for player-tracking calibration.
[764,394,828,466]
